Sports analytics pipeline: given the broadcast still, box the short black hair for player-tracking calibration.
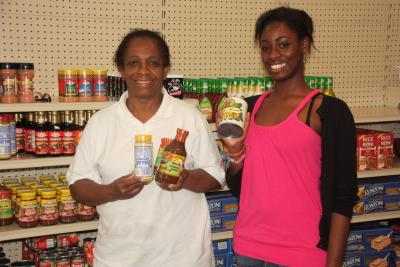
[255,6,314,50]
[113,29,171,69]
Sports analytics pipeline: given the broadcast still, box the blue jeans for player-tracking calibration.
[235,253,287,267]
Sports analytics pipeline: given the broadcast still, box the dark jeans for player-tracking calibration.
[235,253,287,267]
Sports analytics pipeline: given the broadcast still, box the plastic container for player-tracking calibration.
[58,68,78,102]
[0,63,18,103]
[0,115,11,159]
[77,68,93,102]
[17,63,35,103]
[18,190,38,228]
[134,135,153,184]
[92,68,108,101]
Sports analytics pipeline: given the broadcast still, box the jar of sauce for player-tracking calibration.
[17,63,35,103]
[58,188,77,223]
[0,185,13,226]
[77,203,96,221]
[0,63,18,103]
[39,189,58,226]
[18,190,38,228]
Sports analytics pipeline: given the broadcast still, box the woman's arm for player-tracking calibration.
[69,172,145,207]
[326,213,351,267]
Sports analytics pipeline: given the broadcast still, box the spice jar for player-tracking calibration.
[0,185,13,226]
[58,188,77,223]
[18,190,38,228]
[92,68,108,101]
[39,189,58,226]
[17,63,35,103]
[134,135,153,184]
[58,68,78,102]
[0,63,18,103]
[77,68,93,102]
[0,114,11,160]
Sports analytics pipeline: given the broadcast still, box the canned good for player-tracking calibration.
[216,97,248,138]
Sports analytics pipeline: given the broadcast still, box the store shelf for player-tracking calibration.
[0,154,73,170]
[358,158,400,179]
[0,219,232,242]
[0,220,99,242]
[0,101,114,113]
[351,211,400,223]
[351,106,400,124]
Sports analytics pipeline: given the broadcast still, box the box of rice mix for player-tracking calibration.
[210,214,237,233]
[212,239,232,255]
[357,129,377,171]
[345,227,393,253]
[376,132,394,170]
[357,181,400,201]
[206,192,238,216]
[342,251,396,267]
[353,196,400,215]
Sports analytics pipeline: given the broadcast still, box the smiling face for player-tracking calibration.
[260,21,309,82]
[119,37,168,99]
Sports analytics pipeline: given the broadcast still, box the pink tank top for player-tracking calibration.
[233,89,327,267]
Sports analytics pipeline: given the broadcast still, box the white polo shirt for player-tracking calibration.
[67,90,225,267]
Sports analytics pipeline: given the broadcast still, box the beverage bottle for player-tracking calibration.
[15,113,25,153]
[155,128,189,188]
[35,111,50,157]
[134,135,153,184]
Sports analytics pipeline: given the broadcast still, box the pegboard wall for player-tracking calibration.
[1,0,399,107]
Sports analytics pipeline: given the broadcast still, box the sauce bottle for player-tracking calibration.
[74,110,86,148]
[154,138,173,175]
[61,111,76,155]
[24,112,35,154]
[48,111,63,156]
[155,128,189,188]
[35,111,50,157]
[15,113,25,153]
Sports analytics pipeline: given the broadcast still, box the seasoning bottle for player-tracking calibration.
[18,190,38,228]
[58,187,77,223]
[0,185,13,226]
[58,68,78,102]
[74,110,86,148]
[24,112,35,154]
[154,138,173,175]
[61,111,75,155]
[0,63,18,103]
[39,189,58,226]
[92,68,108,101]
[35,111,50,157]
[77,68,93,102]
[155,128,189,188]
[17,63,35,103]
[134,135,153,184]
[48,111,63,156]
[0,114,11,159]
[15,113,25,153]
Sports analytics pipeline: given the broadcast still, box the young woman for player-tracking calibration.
[221,7,358,267]
[67,29,224,267]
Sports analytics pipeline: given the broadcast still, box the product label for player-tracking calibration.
[3,78,16,94]
[94,81,107,95]
[65,79,78,96]
[0,124,11,157]
[35,131,49,155]
[39,199,58,220]
[0,198,13,219]
[78,79,92,95]
[16,127,25,151]
[357,132,376,171]
[59,199,77,217]
[74,130,82,148]
[377,133,394,169]
[135,145,153,177]
[62,131,75,154]
[78,203,96,216]
[49,131,63,154]
[9,122,16,153]
[30,129,36,151]
[18,78,33,93]
[19,201,38,222]
[154,147,165,174]
[159,152,185,177]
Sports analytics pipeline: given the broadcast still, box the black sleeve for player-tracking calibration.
[332,100,359,217]
[225,95,260,198]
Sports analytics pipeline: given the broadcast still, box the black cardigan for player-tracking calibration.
[226,94,359,251]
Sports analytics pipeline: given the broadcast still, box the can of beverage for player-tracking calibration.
[216,97,248,138]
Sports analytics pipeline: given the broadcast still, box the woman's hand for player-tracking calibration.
[109,172,145,200]
[217,112,250,154]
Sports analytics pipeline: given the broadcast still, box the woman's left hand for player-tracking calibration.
[167,167,189,191]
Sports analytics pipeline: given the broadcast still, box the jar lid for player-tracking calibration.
[18,63,34,70]
[20,190,36,199]
[60,188,71,195]
[41,189,56,198]
[135,134,152,142]
[0,63,17,70]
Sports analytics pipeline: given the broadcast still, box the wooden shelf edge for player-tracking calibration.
[0,220,99,242]
[351,211,400,223]
[0,155,73,170]
[211,230,232,241]
[357,158,400,179]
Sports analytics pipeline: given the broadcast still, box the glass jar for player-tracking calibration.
[39,189,58,226]
[0,63,18,103]
[0,185,13,226]
[17,63,35,103]
[18,190,38,228]
[58,188,77,223]
[58,68,78,102]
[0,114,11,160]
[77,202,96,221]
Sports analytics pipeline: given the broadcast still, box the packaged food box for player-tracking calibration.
[214,254,228,267]
[357,129,377,171]
[353,196,400,215]
[211,214,237,232]
[342,251,395,267]
[346,227,393,253]
[357,181,400,201]
[213,239,232,255]
[206,192,238,216]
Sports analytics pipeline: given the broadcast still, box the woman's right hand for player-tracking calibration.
[218,112,250,154]
[109,172,145,201]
